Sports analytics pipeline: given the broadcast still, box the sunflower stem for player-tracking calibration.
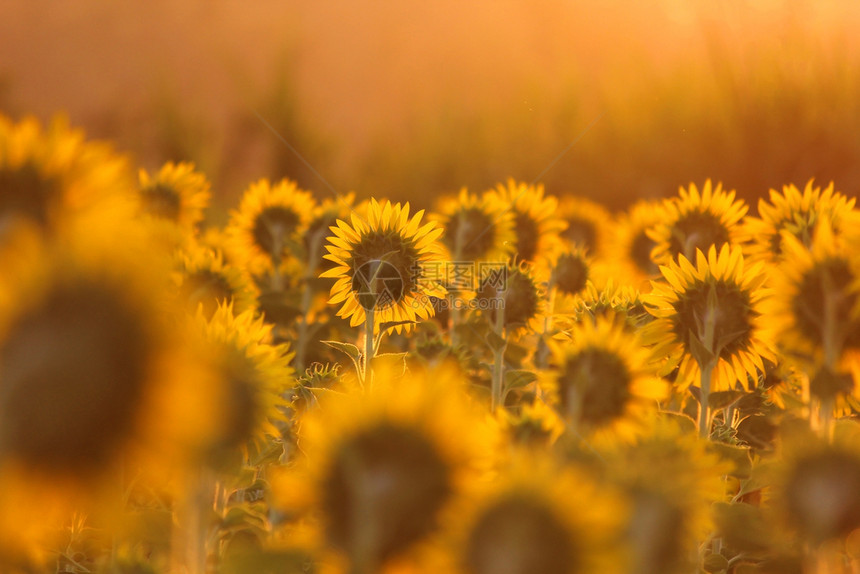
[491,305,507,411]
[698,285,718,439]
[364,307,375,388]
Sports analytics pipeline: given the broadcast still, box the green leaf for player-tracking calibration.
[712,502,772,554]
[703,552,729,573]
[709,390,744,410]
[379,320,417,333]
[486,330,506,352]
[373,352,408,375]
[709,441,752,478]
[504,369,538,393]
[322,340,361,360]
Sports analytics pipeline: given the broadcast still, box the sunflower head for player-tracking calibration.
[321,198,447,333]
[0,114,134,238]
[643,244,774,392]
[173,243,258,319]
[549,244,591,298]
[483,179,566,264]
[557,194,611,256]
[649,180,747,266]
[564,280,651,332]
[432,187,515,263]
[605,199,664,289]
[544,316,667,439]
[742,180,859,265]
[227,178,315,273]
[474,259,545,337]
[273,365,497,572]
[137,162,211,230]
[439,454,625,574]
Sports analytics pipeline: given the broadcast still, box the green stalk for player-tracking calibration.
[364,306,375,388]
[698,285,718,439]
[490,304,506,412]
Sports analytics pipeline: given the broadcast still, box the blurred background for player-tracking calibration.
[2,0,858,219]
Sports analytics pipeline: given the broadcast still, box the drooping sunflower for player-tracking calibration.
[764,221,860,408]
[557,194,612,257]
[741,180,859,265]
[605,199,664,290]
[599,414,731,574]
[137,161,211,231]
[643,244,775,393]
[432,187,515,263]
[482,179,566,264]
[272,365,498,574]
[543,316,668,440]
[321,198,447,333]
[227,178,315,278]
[173,243,258,319]
[648,180,748,266]
[474,258,546,337]
[0,114,134,239]
[433,453,626,574]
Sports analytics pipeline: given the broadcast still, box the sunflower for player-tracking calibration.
[605,199,664,290]
[599,414,731,574]
[649,180,748,266]
[773,420,860,546]
[173,243,258,319]
[189,303,294,468]
[321,198,447,334]
[474,258,546,337]
[643,244,775,394]
[227,178,315,280]
[482,179,566,264]
[306,192,357,274]
[0,114,134,239]
[434,453,625,574]
[562,279,651,332]
[0,231,215,564]
[432,187,515,263]
[742,180,859,265]
[272,365,497,574]
[137,161,211,231]
[557,194,612,257]
[543,316,668,440]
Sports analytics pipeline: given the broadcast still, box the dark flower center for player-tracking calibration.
[447,207,496,261]
[667,212,730,262]
[631,230,659,276]
[0,282,151,477]
[477,266,539,331]
[0,163,59,226]
[140,183,181,221]
[321,422,451,568]
[349,231,420,310]
[792,259,860,350]
[252,206,300,258]
[513,212,540,262]
[555,253,589,296]
[562,217,597,252]
[671,280,753,363]
[558,348,631,427]
[465,494,579,574]
[785,450,860,543]
[179,269,234,318]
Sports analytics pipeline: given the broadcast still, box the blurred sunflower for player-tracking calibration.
[557,194,611,256]
[649,180,747,265]
[764,222,860,410]
[432,187,514,263]
[306,192,357,273]
[773,421,860,545]
[137,161,211,231]
[474,258,546,337]
[483,179,566,264]
[643,244,775,393]
[543,316,668,440]
[548,244,592,299]
[173,243,258,319]
[600,414,731,574]
[190,303,294,467]
[321,198,447,333]
[605,199,664,290]
[272,365,497,574]
[0,114,134,239]
[227,178,315,282]
[0,232,213,562]
[434,454,625,574]
[742,180,859,265]
[563,279,650,332]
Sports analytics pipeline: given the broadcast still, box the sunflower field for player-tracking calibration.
[3,110,860,574]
